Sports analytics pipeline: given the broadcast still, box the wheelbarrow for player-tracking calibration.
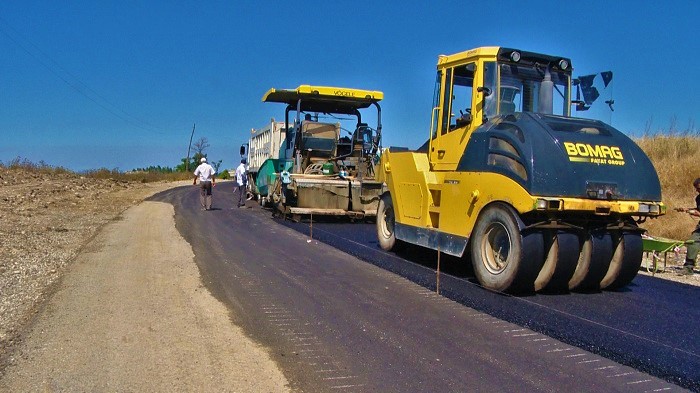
[642,235,693,274]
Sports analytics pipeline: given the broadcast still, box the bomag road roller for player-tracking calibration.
[376,47,665,293]
[262,85,384,219]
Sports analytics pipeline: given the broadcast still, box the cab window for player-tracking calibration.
[439,68,453,135]
[446,64,475,132]
[431,70,443,140]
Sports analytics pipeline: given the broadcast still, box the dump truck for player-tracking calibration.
[244,119,287,205]
[376,47,665,293]
[261,85,384,219]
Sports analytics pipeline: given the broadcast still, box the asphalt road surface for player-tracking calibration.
[152,182,694,392]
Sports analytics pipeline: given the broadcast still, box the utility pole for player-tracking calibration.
[186,123,196,172]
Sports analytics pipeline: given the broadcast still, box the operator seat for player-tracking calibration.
[500,101,516,115]
[352,123,369,154]
[499,85,520,115]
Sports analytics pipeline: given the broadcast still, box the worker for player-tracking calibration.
[676,177,700,275]
[193,157,216,210]
[234,158,248,208]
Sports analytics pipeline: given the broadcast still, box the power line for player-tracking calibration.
[0,15,167,135]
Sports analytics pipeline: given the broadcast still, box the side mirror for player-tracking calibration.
[477,86,492,97]
[240,145,247,156]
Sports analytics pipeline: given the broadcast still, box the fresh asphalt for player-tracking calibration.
[150,182,695,392]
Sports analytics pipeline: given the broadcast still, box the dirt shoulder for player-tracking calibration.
[0,199,289,391]
[0,168,289,391]
[1,168,184,360]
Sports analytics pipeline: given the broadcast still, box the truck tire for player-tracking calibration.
[470,203,541,293]
[377,194,400,251]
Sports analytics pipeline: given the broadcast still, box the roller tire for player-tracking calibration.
[601,232,643,290]
[568,235,592,290]
[535,231,580,292]
[377,194,402,251]
[470,203,542,293]
[570,230,613,291]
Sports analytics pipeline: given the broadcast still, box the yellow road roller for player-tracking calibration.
[376,47,665,293]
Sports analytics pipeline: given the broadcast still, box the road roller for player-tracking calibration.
[376,47,665,293]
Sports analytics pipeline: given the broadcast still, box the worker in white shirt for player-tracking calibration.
[193,157,216,210]
[234,158,247,208]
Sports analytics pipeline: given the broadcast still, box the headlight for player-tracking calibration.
[510,51,521,62]
[535,198,562,210]
[536,199,547,210]
[558,59,569,70]
[638,204,660,214]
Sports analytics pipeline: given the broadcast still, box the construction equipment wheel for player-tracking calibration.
[470,203,542,293]
[568,235,590,290]
[569,230,613,291]
[377,194,400,251]
[600,231,643,290]
[535,231,580,292]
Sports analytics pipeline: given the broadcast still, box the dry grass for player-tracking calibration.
[2,157,73,176]
[83,168,192,183]
[635,132,700,240]
[1,157,191,183]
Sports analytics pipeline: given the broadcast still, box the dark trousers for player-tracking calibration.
[686,231,700,266]
[199,181,212,209]
[234,183,246,207]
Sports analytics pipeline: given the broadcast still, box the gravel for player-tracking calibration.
[0,167,182,365]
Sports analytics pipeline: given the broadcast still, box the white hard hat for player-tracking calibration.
[200,157,207,163]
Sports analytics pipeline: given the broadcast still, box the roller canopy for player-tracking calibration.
[262,85,383,115]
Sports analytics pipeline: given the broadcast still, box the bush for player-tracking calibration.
[0,157,193,183]
[1,156,71,176]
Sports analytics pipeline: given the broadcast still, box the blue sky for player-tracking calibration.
[1,1,698,171]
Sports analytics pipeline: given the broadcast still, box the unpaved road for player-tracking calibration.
[0,201,289,392]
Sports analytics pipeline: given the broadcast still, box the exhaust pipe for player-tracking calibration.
[539,68,554,115]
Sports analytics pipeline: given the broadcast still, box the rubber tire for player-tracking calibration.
[601,232,643,290]
[377,194,399,251]
[570,230,613,292]
[535,231,580,292]
[470,203,541,293]
[568,235,592,290]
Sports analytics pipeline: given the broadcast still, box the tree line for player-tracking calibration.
[131,137,229,179]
